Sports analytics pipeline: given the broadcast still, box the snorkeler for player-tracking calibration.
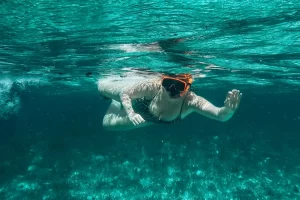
[98,73,242,131]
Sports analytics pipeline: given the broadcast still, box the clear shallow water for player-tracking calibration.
[1,0,300,199]
[1,0,300,91]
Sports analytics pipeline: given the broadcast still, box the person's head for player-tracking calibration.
[161,73,193,98]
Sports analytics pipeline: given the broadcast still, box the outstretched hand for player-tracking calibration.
[224,89,242,111]
[128,112,145,126]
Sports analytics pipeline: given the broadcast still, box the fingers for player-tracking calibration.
[232,89,242,109]
[225,89,242,110]
[130,113,145,126]
[224,91,232,106]
[135,114,145,125]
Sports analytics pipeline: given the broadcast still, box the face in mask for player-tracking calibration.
[162,77,191,98]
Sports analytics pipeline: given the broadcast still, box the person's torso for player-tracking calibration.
[133,90,189,124]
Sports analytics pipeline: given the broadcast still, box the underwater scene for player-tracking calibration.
[1,0,300,199]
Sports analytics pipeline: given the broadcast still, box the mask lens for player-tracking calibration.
[162,78,186,92]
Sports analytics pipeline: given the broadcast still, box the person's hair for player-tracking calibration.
[163,73,193,85]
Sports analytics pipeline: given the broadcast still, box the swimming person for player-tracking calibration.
[98,73,242,131]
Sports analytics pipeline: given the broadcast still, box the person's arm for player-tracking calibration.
[120,81,160,125]
[120,93,135,116]
[187,89,242,122]
[120,81,157,114]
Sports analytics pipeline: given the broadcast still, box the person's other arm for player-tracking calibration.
[187,89,242,122]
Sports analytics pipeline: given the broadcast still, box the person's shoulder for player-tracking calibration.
[186,91,197,99]
[185,91,205,104]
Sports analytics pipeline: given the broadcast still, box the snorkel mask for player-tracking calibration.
[161,74,193,97]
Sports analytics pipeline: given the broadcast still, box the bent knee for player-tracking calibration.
[102,114,152,131]
[102,117,117,131]
[102,114,116,127]
[102,114,130,130]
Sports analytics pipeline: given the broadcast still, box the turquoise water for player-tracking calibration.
[1,0,300,199]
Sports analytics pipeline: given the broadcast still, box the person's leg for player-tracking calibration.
[102,100,152,131]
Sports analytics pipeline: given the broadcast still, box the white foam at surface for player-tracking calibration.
[0,77,50,119]
[0,79,20,119]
